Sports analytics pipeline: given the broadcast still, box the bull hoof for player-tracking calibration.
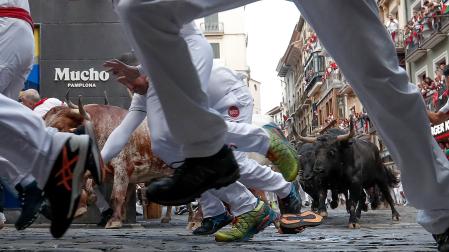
[348,223,360,229]
[74,207,87,219]
[330,201,338,209]
[187,221,201,231]
[362,204,368,212]
[105,220,123,229]
[318,211,328,218]
[392,215,400,222]
[161,217,171,224]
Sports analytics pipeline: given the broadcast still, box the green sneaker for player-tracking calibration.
[215,201,279,242]
[263,123,300,182]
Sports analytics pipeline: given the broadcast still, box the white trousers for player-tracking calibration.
[200,87,291,218]
[200,181,257,218]
[116,2,228,158]
[145,30,215,165]
[117,0,449,234]
[200,150,292,218]
[0,94,70,188]
[0,18,34,100]
[0,17,65,189]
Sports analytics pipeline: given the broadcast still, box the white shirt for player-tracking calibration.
[386,19,399,33]
[129,93,147,113]
[207,64,247,108]
[0,0,30,11]
[33,98,65,118]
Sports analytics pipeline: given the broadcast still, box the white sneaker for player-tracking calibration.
[0,212,6,229]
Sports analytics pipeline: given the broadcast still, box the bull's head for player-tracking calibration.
[43,91,91,132]
[298,117,355,186]
[65,89,91,121]
[297,143,319,197]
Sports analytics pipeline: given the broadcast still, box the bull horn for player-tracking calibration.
[298,135,317,143]
[336,116,355,142]
[78,95,91,120]
[65,89,78,109]
[104,90,110,105]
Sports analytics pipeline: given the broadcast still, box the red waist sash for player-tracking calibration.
[0,7,33,30]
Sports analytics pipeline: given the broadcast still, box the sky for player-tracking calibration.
[245,0,300,114]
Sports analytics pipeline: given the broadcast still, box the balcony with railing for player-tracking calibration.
[404,6,449,62]
[200,22,224,35]
[299,92,312,109]
[392,29,405,51]
[323,69,347,92]
[423,85,448,112]
[304,52,325,96]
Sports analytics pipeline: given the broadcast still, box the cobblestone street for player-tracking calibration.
[0,206,437,251]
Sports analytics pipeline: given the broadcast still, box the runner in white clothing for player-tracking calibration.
[102,58,308,241]
[428,66,449,125]
[102,20,305,240]
[19,89,66,118]
[115,0,449,250]
[0,0,103,237]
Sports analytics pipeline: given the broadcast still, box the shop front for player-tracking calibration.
[431,120,449,161]
[29,0,133,107]
[432,120,449,150]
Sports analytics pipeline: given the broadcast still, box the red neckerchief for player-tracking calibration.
[33,98,48,109]
[0,7,34,30]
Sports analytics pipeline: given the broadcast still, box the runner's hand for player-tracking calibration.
[103,59,149,95]
[117,75,149,95]
[103,59,140,80]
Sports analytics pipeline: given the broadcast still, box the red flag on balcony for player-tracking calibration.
[433,91,439,107]
[330,62,338,70]
[442,2,449,14]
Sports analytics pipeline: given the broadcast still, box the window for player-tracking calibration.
[210,43,220,59]
[350,106,356,115]
[433,52,447,76]
[415,65,428,84]
[411,0,421,17]
[254,84,257,91]
[205,13,219,25]
[204,13,219,32]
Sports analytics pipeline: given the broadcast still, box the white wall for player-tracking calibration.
[195,7,249,73]
[249,79,262,114]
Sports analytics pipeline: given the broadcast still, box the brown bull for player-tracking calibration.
[44,102,174,228]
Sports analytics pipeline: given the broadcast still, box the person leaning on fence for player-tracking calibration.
[428,66,449,125]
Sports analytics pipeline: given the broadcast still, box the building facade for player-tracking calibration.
[248,78,262,114]
[276,18,304,139]
[403,0,449,146]
[277,18,367,141]
[266,105,285,128]
[195,9,262,116]
[29,0,133,108]
[276,11,403,164]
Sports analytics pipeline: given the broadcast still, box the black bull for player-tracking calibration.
[297,130,400,228]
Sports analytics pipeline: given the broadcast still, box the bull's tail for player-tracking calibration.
[383,164,399,188]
